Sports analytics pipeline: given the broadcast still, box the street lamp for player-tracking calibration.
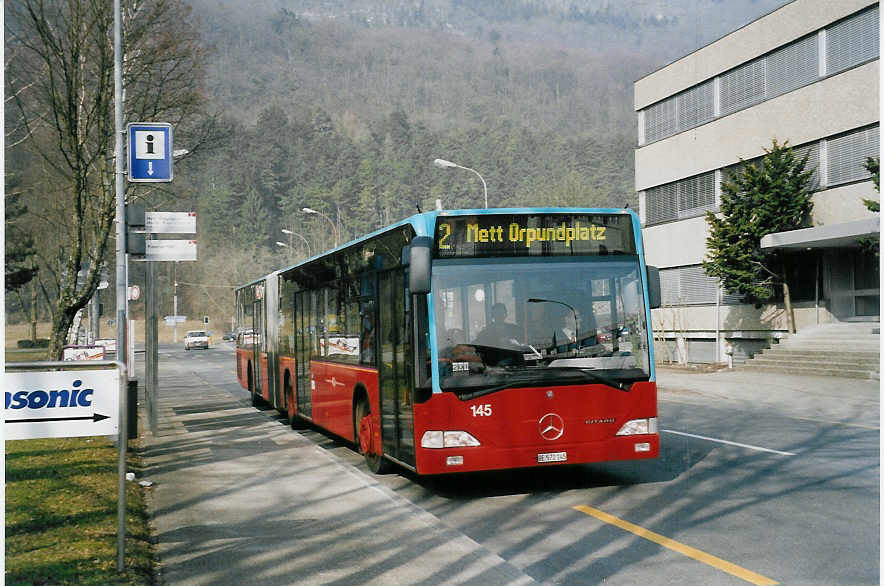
[433,158,488,209]
[281,228,312,257]
[302,207,339,247]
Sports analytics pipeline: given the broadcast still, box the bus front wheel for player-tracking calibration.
[355,400,392,474]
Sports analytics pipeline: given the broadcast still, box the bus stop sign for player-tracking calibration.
[128,122,173,182]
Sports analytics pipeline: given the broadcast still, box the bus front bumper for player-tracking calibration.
[414,434,659,475]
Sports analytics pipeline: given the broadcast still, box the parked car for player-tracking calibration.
[184,330,210,350]
[222,331,236,342]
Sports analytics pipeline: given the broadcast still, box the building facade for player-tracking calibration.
[635,0,880,364]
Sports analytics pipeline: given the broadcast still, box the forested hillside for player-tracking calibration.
[177,0,789,265]
[6,0,790,327]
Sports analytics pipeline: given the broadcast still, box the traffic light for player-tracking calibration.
[203,316,209,324]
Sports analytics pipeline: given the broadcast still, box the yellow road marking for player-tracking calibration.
[573,505,778,585]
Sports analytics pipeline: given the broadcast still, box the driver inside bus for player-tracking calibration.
[551,309,578,352]
[474,303,522,348]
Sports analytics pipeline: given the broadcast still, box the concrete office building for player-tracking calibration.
[635,0,879,364]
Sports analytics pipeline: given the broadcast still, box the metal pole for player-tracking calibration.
[815,251,820,325]
[113,0,128,572]
[455,164,487,208]
[88,292,97,344]
[146,251,158,434]
[173,263,178,343]
[715,285,721,364]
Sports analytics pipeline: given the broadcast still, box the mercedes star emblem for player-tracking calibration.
[539,413,564,440]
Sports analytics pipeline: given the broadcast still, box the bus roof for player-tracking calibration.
[235,207,640,290]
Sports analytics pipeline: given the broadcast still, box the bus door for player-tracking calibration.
[293,290,312,419]
[378,269,415,467]
[251,299,264,398]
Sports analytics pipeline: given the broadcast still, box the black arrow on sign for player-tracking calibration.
[6,413,110,424]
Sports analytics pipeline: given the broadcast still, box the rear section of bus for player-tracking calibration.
[234,275,279,407]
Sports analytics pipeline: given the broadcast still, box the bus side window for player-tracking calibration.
[360,299,376,364]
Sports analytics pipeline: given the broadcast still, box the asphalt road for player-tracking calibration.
[144,342,879,585]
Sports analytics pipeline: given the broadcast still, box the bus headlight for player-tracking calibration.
[615,417,658,436]
[420,430,481,448]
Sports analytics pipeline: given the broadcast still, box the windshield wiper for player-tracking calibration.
[452,367,630,401]
[457,377,540,401]
[548,367,631,392]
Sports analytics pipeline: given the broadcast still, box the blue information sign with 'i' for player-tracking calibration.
[127,122,173,182]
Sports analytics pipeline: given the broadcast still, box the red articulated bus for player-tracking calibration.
[235,208,662,475]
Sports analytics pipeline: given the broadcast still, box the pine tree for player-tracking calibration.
[703,139,814,329]
[862,157,880,212]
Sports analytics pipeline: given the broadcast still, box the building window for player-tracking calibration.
[659,265,742,307]
[827,125,880,187]
[720,59,766,116]
[646,171,716,225]
[646,182,677,224]
[767,33,819,99]
[792,142,822,191]
[677,80,715,131]
[643,96,677,144]
[678,173,716,219]
[827,6,880,75]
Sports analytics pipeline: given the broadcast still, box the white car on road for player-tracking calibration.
[184,330,210,350]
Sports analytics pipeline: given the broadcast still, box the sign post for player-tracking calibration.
[114,2,127,571]
[129,210,197,436]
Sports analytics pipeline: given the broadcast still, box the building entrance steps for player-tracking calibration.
[741,322,880,380]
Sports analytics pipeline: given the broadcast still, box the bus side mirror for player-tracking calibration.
[646,265,661,309]
[408,236,433,294]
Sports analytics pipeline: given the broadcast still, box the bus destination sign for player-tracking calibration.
[434,213,635,258]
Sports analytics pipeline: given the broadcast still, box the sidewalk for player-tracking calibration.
[139,354,535,586]
[656,365,880,429]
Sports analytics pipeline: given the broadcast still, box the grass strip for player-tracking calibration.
[5,436,156,585]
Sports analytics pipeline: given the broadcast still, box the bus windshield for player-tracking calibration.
[432,257,650,394]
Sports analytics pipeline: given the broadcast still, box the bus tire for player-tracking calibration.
[248,364,260,407]
[286,376,307,430]
[355,400,392,474]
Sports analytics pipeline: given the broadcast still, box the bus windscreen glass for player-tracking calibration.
[433,213,635,258]
[432,256,650,395]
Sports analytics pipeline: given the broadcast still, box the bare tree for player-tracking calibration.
[6,0,213,358]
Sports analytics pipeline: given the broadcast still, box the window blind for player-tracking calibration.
[719,59,766,116]
[827,125,880,187]
[644,97,677,144]
[677,80,715,130]
[659,265,740,307]
[827,6,879,75]
[767,34,819,98]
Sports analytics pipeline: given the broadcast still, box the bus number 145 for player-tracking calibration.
[471,404,492,417]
